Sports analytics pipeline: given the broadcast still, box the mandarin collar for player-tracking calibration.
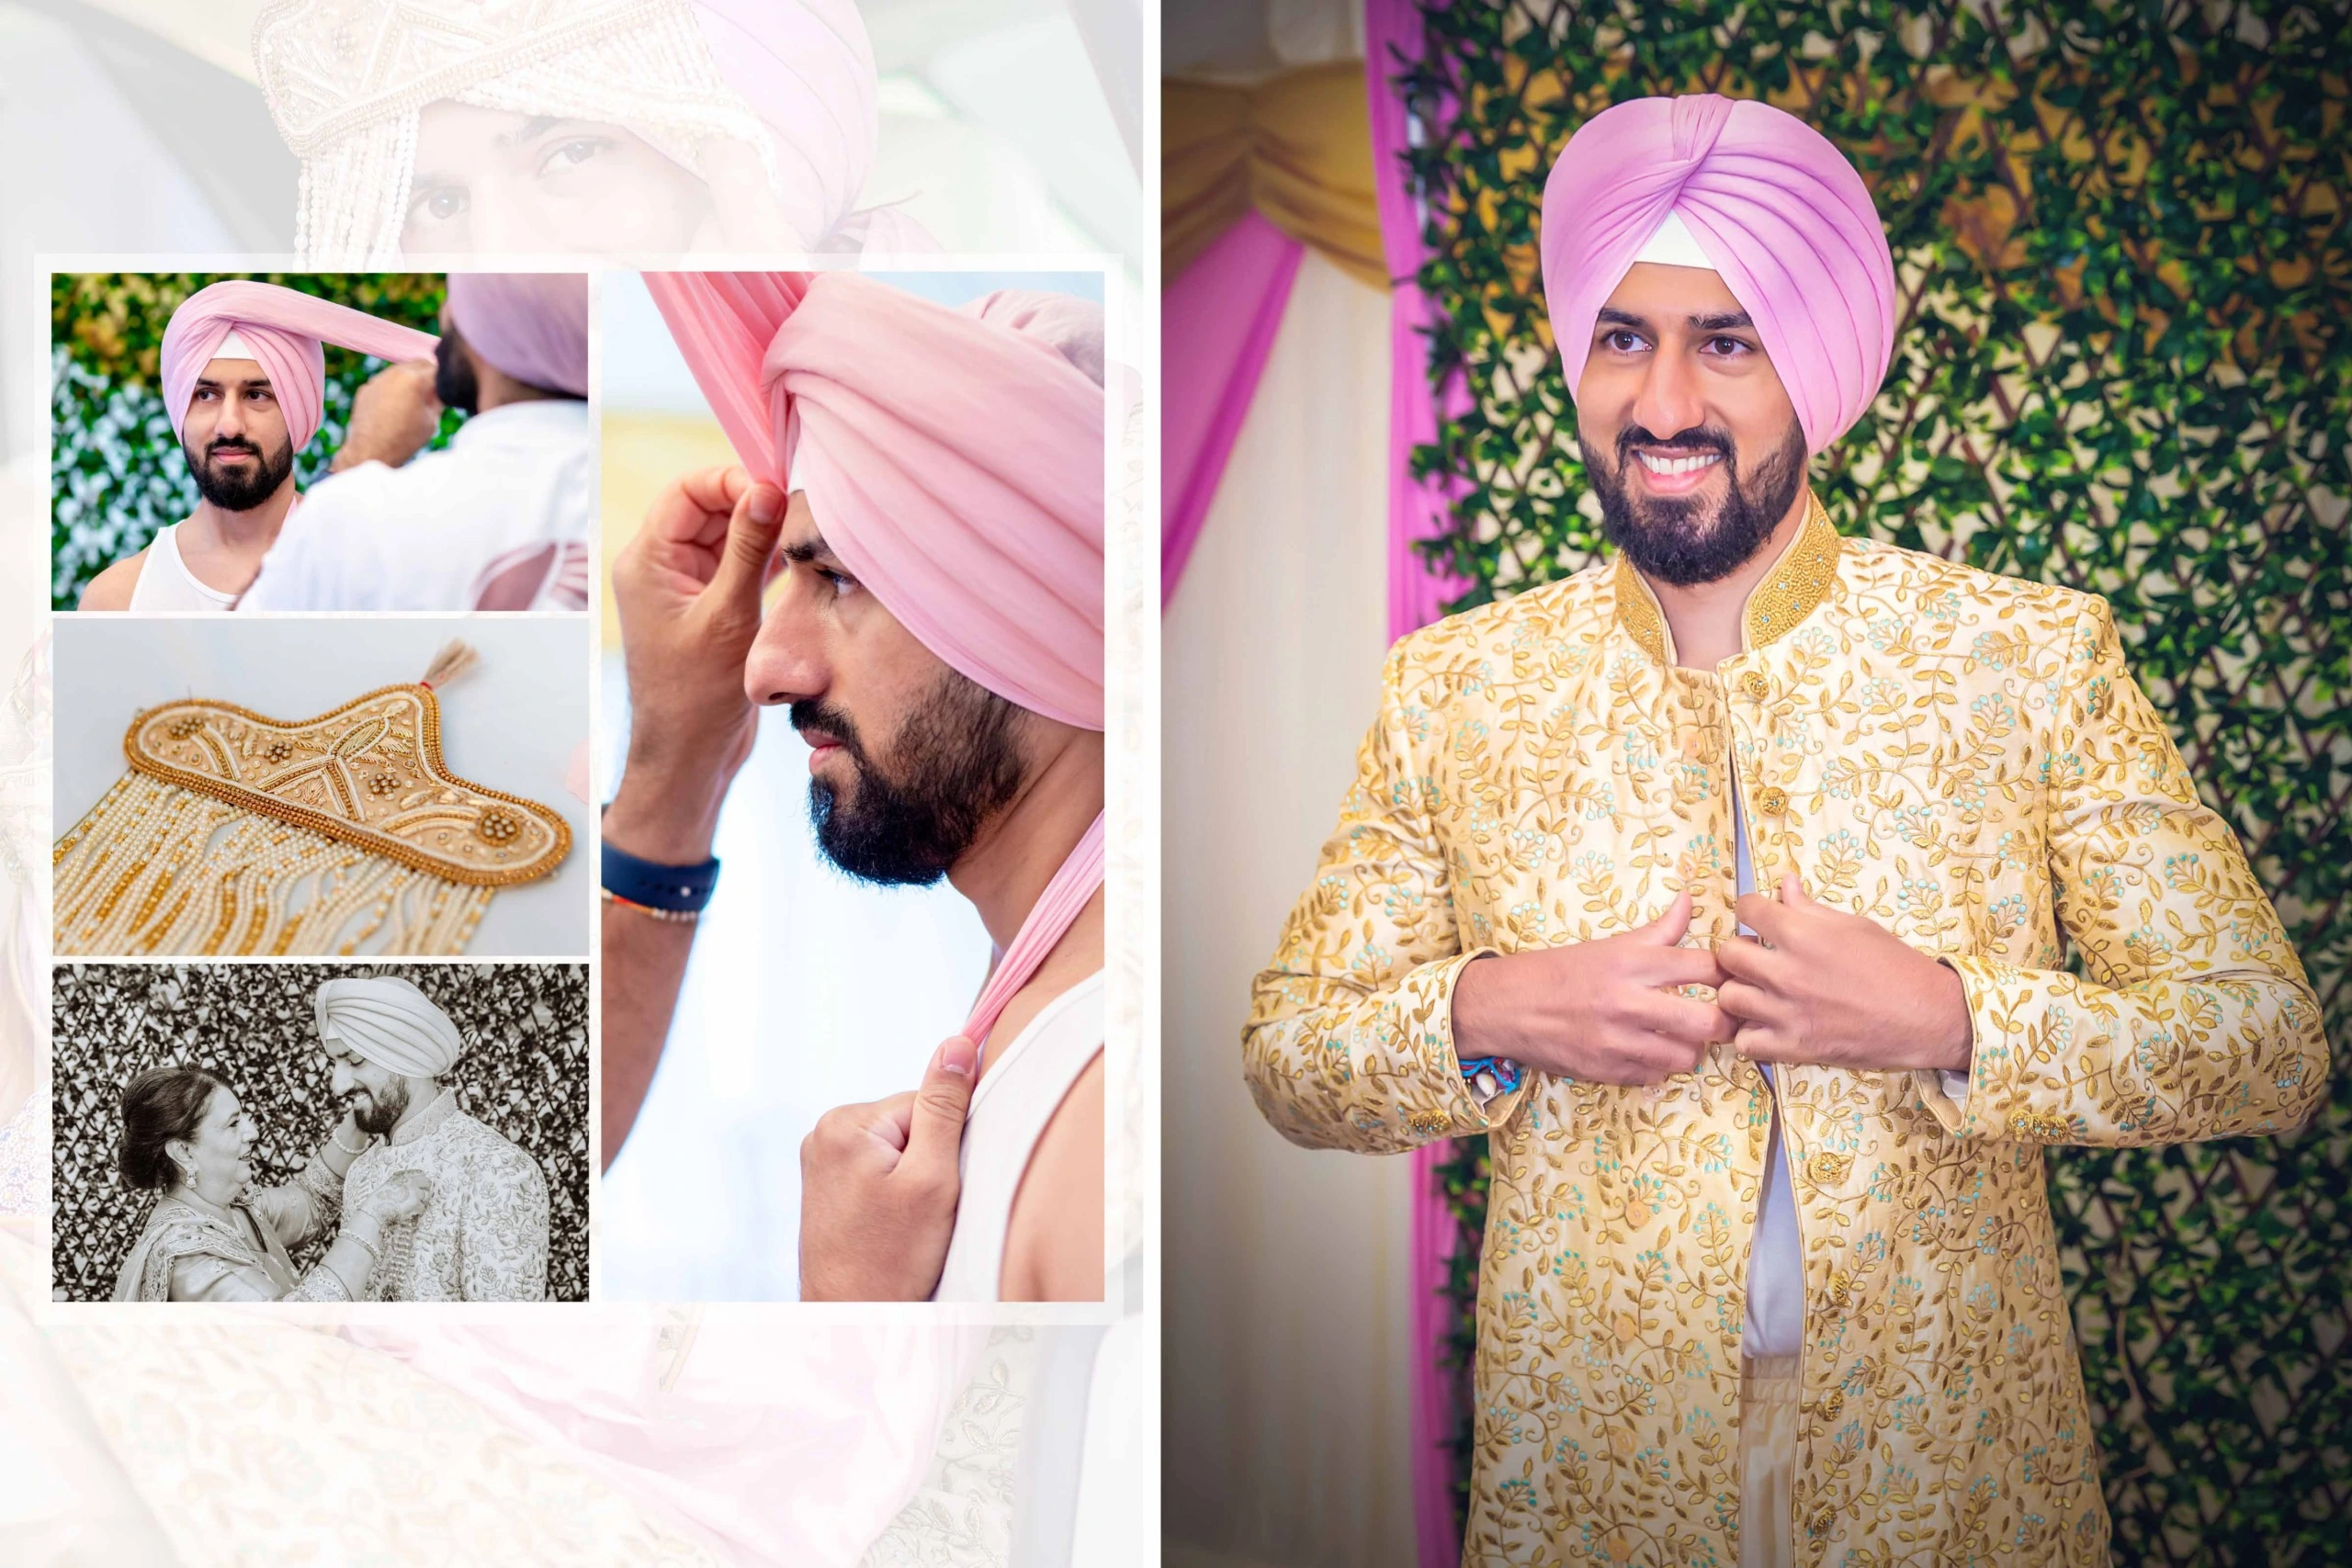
[1611,489,1846,669]
[385,1086,459,1147]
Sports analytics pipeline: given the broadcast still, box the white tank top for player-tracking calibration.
[933,970,1105,1303]
[124,523,238,612]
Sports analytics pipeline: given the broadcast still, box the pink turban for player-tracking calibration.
[1539,95,1897,455]
[159,280,439,453]
[446,274,590,398]
[645,273,1105,731]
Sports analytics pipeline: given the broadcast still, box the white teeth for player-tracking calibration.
[1638,451,1721,476]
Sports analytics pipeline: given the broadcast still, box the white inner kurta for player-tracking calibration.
[1733,792,1970,1360]
[239,399,592,612]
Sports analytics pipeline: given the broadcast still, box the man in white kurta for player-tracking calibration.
[242,273,592,612]
[316,976,551,1302]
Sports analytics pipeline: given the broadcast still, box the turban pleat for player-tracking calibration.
[315,977,465,1078]
[160,280,440,453]
[644,271,1105,731]
[1540,95,1897,455]
[446,273,590,398]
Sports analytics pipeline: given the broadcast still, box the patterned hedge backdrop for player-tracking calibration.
[1389,3,2350,1560]
[50,963,588,1303]
[49,273,462,610]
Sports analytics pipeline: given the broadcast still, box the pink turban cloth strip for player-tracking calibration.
[643,271,1106,1053]
[446,273,590,398]
[159,280,440,453]
[1539,95,1898,456]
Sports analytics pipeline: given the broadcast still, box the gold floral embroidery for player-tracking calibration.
[1245,503,2326,1566]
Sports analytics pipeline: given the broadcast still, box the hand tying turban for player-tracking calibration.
[645,273,1106,731]
[159,281,440,453]
[1540,95,1898,456]
[315,977,465,1079]
[446,274,591,399]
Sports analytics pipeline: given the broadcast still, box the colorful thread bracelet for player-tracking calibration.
[602,888,702,924]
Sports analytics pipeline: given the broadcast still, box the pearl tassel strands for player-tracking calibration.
[52,641,563,957]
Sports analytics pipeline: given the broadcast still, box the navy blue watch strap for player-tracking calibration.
[600,815,720,913]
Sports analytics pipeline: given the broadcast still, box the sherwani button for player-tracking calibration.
[1740,671,1770,700]
[1820,1388,1846,1419]
[1754,786,1789,816]
[1810,1150,1852,1184]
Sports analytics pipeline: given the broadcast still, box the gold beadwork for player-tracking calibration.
[367,771,401,797]
[167,715,206,739]
[476,807,522,844]
[115,684,569,887]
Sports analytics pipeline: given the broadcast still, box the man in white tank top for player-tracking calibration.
[78,331,300,611]
[74,280,438,612]
[600,277,1109,1303]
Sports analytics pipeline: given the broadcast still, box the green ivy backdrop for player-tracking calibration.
[1389,2,2350,1561]
[49,273,461,610]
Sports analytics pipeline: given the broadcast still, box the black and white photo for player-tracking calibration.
[52,962,587,1303]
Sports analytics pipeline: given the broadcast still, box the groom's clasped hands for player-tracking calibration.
[1450,874,1974,1085]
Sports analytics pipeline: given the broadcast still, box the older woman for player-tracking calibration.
[109,1066,431,1303]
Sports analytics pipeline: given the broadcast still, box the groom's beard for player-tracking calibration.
[185,432,296,513]
[350,1077,412,1136]
[1585,417,1807,587]
[793,670,1027,887]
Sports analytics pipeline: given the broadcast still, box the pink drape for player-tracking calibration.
[1161,211,1305,605]
[1365,2,1474,1564]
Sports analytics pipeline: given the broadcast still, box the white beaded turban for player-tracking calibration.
[315,976,465,1078]
[254,0,901,262]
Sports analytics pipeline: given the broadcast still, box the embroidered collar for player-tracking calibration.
[385,1085,459,1147]
[1611,489,1845,666]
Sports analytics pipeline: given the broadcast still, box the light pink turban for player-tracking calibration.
[688,0,926,249]
[1540,95,1897,455]
[159,280,439,453]
[645,272,1105,731]
[446,273,590,398]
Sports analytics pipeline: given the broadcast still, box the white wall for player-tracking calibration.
[1162,249,1420,1568]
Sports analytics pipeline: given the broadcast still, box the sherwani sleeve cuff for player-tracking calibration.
[1914,953,2015,1138]
[1427,948,1532,1136]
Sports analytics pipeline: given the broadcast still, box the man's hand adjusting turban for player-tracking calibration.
[315,976,466,1078]
[644,272,1105,731]
[160,280,439,453]
[1539,95,1897,456]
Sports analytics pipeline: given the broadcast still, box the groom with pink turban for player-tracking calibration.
[602,273,1109,1305]
[76,279,437,612]
[1248,94,2322,1568]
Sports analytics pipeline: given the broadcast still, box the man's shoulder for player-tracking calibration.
[75,550,148,611]
[1839,536,2105,633]
[1384,559,1617,687]
[446,1111,547,1191]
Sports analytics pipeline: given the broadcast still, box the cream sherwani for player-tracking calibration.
[343,1089,549,1302]
[1245,493,2327,1565]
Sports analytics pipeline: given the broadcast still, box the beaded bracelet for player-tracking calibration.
[603,887,702,924]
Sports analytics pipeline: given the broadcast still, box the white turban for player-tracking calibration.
[315,977,465,1078]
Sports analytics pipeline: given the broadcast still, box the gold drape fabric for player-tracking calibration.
[1164,62,1386,288]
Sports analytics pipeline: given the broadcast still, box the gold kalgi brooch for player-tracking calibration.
[53,641,570,957]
